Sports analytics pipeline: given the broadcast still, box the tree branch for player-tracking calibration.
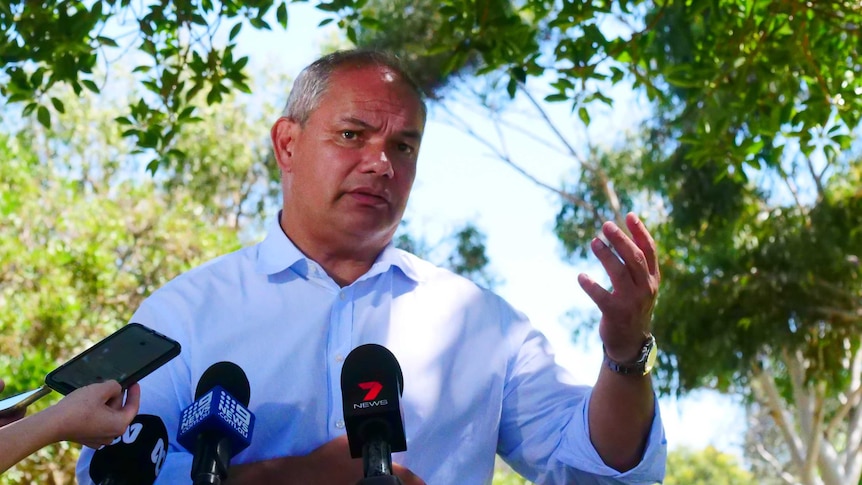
[518,83,626,229]
[754,442,805,485]
[752,364,807,471]
[843,340,862,480]
[438,103,596,213]
[801,382,825,483]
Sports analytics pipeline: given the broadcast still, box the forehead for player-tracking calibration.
[312,65,425,129]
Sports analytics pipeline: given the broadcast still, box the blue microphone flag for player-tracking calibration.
[177,385,255,454]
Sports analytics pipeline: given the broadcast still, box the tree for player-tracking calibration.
[395,220,500,290]
[336,1,862,484]
[0,71,282,482]
[664,446,757,485]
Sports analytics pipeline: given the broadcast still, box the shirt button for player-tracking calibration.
[339,292,346,300]
[335,354,344,362]
[335,420,345,429]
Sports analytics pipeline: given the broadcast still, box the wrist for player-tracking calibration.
[603,334,657,376]
[603,331,650,362]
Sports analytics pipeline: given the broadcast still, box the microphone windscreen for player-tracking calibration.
[89,414,168,485]
[178,362,255,457]
[195,361,250,406]
[341,343,407,458]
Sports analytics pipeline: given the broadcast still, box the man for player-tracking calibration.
[77,49,665,484]
[1,379,140,474]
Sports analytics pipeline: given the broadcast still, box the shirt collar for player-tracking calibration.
[254,214,425,284]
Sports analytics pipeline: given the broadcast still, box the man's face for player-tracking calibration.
[273,65,425,251]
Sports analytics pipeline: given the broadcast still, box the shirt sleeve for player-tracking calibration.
[496,301,666,484]
[76,297,197,485]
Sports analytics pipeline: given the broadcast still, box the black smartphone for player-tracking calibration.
[45,323,181,395]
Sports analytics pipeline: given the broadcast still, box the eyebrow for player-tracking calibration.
[340,116,423,141]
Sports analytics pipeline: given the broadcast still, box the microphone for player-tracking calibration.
[177,362,256,485]
[89,414,168,485]
[341,343,407,485]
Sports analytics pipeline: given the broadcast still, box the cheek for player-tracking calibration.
[393,166,417,200]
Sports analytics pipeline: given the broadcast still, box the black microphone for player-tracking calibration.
[89,414,168,485]
[341,344,407,485]
[177,361,255,485]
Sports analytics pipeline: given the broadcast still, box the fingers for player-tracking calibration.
[626,212,659,279]
[599,219,649,289]
[579,212,660,321]
[121,383,141,419]
[578,272,611,311]
[96,380,125,410]
[393,463,427,485]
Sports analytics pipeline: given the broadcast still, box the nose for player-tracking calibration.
[361,145,395,178]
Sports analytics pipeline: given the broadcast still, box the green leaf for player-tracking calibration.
[37,106,51,128]
[145,158,160,175]
[82,80,100,93]
[22,102,37,117]
[96,36,119,47]
[233,81,252,94]
[316,2,341,13]
[229,22,242,41]
[50,97,65,114]
[506,77,517,98]
[276,3,288,28]
[578,107,590,125]
[544,93,568,102]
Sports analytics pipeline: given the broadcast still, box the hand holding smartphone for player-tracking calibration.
[45,323,181,395]
[0,323,180,416]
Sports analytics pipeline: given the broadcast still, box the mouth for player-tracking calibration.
[346,188,389,206]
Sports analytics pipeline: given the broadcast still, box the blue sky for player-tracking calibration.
[236,2,749,460]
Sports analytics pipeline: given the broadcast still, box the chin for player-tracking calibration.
[348,224,397,246]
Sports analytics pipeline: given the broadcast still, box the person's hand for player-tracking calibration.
[43,380,141,448]
[578,212,660,362]
[228,435,425,485]
[0,379,27,427]
[304,435,424,485]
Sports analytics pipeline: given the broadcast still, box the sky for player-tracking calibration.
[235,2,749,460]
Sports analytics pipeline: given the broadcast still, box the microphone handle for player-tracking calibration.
[356,477,404,485]
[362,440,394,477]
[191,433,233,485]
[98,479,125,485]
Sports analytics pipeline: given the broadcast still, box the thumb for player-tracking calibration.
[121,383,141,419]
[93,380,126,410]
[91,380,123,401]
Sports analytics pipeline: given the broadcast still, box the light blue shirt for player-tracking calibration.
[77,217,666,484]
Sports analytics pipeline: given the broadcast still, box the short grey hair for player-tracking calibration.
[281,49,427,126]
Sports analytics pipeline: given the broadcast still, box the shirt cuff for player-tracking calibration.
[558,388,667,484]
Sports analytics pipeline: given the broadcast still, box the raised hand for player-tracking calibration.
[577,212,660,362]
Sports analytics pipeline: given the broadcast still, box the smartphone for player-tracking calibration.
[45,323,181,395]
[0,385,51,417]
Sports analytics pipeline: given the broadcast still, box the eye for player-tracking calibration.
[341,130,358,140]
[397,142,415,155]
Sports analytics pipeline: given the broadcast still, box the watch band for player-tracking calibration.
[603,334,657,376]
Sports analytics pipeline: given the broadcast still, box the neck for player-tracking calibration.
[279,214,387,287]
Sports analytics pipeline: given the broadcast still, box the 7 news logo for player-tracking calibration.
[353,381,388,409]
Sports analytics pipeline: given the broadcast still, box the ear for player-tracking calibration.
[271,117,299,173]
